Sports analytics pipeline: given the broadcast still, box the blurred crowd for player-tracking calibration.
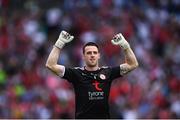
[0,0,180,119]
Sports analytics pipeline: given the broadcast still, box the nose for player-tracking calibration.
[91,55,95,58]
[90,52,95,56]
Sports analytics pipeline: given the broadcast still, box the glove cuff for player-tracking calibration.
[55,39,65,49]
[119,42,130,50]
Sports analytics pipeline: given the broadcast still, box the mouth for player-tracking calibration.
[90,59,95,62]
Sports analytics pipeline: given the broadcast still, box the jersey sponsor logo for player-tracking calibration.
[89,80,104,100]
[92,80,102,91]
[88,91,104,100]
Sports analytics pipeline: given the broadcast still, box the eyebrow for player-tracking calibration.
[86,51,98,54]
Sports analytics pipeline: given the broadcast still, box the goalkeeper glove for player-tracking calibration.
[111,33,130,50]
[55,30,74,49]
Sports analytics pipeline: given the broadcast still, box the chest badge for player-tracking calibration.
[99,74,106,80]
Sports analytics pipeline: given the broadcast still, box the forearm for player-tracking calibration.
[120,47,138,75]
[46,46,61,67]
[124,47,138,68]
[111,33,138,75]
[46,30,74,76]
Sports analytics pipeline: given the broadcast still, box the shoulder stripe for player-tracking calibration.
[74,67,84,70]
[101,66,109,69]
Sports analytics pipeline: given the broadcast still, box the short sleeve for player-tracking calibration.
[109,66,122,80]
[62,67,76,83]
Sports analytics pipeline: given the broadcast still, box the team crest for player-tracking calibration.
[99,74,106,80]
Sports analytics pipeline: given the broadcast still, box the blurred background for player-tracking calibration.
[0,0,180,119]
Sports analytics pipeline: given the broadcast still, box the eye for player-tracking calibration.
[86,51,92,55]
[93,51,98,54]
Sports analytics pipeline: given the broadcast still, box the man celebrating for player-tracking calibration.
[46,30,138,119]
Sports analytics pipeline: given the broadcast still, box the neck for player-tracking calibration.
[84,66,99,71]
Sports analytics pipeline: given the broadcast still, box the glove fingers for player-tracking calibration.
[116,33,123,41]
[116,33,122,38]
[111,33,130,49]
[111,33,122,45]
[119,33,125,40]
[67,36,74,42]
[111,40,115,45]
[61,31,70,39]
[60,31,74,42]
[111,39,119,45]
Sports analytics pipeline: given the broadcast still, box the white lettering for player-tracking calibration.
[88,92,104,100]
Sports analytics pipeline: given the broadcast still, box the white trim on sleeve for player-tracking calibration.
[59,66,65,77]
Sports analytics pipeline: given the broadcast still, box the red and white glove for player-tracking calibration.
[55,30,74,49]
[111,33,130,50]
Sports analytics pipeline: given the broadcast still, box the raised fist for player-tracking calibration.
[55,30,74,49]
[111,33,130,50]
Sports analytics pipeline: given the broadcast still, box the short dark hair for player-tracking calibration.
[82,42,99,54]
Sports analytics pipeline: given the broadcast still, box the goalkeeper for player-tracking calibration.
[46,30,138,119]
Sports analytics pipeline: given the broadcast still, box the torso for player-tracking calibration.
[62,66,121,118]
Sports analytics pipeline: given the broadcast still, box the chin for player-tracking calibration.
[87,63,97,67]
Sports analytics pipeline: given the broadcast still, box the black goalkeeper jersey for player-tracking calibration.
[62,66,122,119]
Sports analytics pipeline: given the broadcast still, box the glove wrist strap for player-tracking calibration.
[55,40,65,49]
[119,43,130,50]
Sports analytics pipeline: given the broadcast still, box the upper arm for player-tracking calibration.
[120,63,136,76]
[46,64,65,77]
[109,66,122,80]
